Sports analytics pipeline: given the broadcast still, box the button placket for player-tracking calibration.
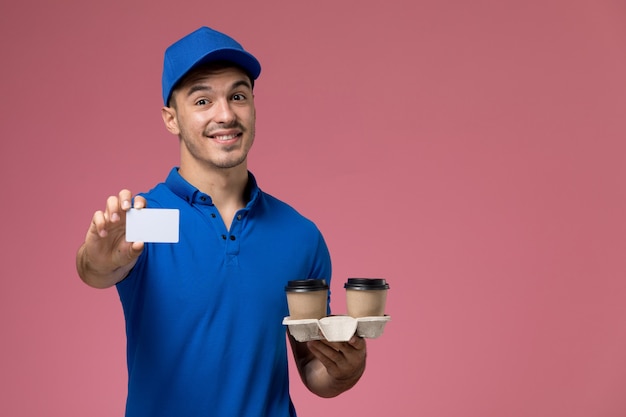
[225,211,243,256]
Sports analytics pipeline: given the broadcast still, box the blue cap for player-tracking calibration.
[162,26,261,105]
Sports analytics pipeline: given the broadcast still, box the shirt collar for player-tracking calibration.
[164,167,261,208]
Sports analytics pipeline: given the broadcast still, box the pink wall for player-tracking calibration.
[2,1,626,416]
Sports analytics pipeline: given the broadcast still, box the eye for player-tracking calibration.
[195,98,209,106]
[232,94,246,101]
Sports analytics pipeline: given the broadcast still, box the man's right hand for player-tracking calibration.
[76,189,147,288]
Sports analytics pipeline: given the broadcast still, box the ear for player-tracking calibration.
[161,106,180,135]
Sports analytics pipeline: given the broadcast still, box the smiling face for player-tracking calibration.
[162,63,256,176]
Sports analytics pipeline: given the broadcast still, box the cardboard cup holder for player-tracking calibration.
[283,315,391,342]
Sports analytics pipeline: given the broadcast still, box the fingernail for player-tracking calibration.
[111,213,120,222]
[122,200,131,210]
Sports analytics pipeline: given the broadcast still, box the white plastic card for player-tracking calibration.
[126,208,179,243]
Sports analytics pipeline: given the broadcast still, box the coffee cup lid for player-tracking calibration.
[344,278,390,290]
[285,279,329,292]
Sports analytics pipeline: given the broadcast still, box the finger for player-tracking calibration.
[92,210,107,237]
[348,335,366,350]
[133,195,147,209]
[308,340,345,362]
[118,189,133,211]
[129,241,145,259]
[316,338,366,367]
[105,195,121,222]
[317,338,353,353]
[306,341,340,371]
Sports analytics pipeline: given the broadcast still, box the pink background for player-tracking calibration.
[2,1,626,416]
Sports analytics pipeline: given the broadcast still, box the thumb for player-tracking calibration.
[128,241,145,260]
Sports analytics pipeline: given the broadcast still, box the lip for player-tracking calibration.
[207,129,242,144]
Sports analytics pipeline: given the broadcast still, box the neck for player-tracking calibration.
[179,163,249,205]
[179,163,250,231]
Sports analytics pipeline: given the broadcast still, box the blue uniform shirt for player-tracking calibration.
[116,168,332,417]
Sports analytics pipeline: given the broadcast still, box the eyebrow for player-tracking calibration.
[186,79,252,98]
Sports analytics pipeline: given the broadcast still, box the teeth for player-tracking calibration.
[214,134,237,141]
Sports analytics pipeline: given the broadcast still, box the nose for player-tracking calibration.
[213,98,236,124]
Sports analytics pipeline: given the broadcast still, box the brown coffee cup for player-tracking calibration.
[345,278,390,318]
[285,279,329,320]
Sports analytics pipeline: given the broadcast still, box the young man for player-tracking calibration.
[76,26,366,416]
